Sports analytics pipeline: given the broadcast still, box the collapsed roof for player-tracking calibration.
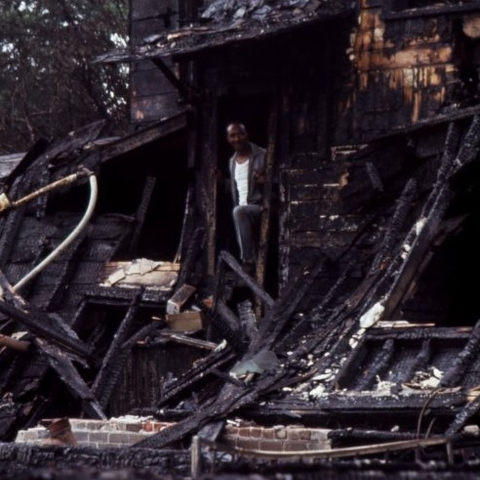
[96,0,355,62]
[0,105,479,476]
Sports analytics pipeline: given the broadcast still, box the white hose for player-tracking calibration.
[14,174,98,292]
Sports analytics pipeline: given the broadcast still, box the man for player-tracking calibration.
[226,122,266,273]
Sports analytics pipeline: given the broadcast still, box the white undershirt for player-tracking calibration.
[235,159,249,206]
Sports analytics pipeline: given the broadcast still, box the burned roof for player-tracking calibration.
[96,0,354,63]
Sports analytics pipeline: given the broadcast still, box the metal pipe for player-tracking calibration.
[0,170,91,214]
[14,174,98,291]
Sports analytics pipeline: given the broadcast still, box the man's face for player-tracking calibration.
[227,124,248,152]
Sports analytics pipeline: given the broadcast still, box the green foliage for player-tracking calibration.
[0,0,129,154]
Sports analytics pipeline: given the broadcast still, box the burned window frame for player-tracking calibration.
[383,0,480,20]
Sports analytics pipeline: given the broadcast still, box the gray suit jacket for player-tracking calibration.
[228,142,266,206]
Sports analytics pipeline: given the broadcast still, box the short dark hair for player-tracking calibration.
[226,122,247,135]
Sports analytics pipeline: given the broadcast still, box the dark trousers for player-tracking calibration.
[232,204,262,263]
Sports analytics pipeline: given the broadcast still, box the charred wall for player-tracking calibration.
[130,0,187,124]
[336,1,480,143]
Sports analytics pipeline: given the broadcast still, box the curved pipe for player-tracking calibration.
[14,174,98,292]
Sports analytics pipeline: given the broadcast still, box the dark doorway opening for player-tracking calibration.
[217,93,278,296]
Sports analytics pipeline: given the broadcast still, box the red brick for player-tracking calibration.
[238,427,251,438]
[236,439,260,450]
[250,428,262,439]
[262,428,275,439]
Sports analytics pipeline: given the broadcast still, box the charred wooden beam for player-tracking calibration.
[446,393,480,436]
[217,251,275,308]
[394,339,432,388]
[365,161,384,192]
[441,320,480,388]
[203,301,245,353]
[129,176,156,256]
[262,390,467,413]
[0,298,92,360]
[366,327,471,341]
[161,332,217,351]
[92,290,142,409]
[253,253,328,353]
[150,57,198,104]
[156,348,237,409]
[204,93,218,276]
[121,321,160,349]
[356,339,395,391]
[35,338,105,419]
[0,205,26,269]
[369,178,417,275]
[0,443,191,474]
[1,138,49,191]
[40,235,87,311]
[329,428,421,444]
[174,183,194,264]
[93,112,188,165]
[176,226,205,287]
[256,100,278,288]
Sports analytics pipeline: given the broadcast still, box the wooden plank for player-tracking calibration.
[255,100,278,288]
[96,112,188,163]
[165,311,206,331]
[204,93,218,276]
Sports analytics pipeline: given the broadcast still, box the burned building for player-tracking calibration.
[0,0,480,478]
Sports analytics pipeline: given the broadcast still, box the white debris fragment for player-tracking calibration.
[214,339,228,352]
[309,384,326,398]
[312,370,334,382]
[403,366,444,390]
[376,379,395,393]
[359,302,385,329]
[415,217,427,235]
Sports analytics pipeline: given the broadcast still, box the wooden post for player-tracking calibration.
[255,100,279,291]
[191,435,202,478]
[204,93,218,276]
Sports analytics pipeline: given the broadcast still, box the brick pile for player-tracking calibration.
[15,417,332,451]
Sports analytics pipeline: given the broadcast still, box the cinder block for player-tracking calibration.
[310,429,331,442]
[72,431,89,443]
[89,431,109,444]
[259,440,283,451]
[284,441,309,452]
[288,428,311,441]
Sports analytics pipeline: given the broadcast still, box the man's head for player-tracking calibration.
[226,122,249,153]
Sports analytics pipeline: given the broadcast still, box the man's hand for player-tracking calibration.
[253,169,266,184]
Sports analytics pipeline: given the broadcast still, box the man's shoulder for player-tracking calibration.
[250,143,266,157]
